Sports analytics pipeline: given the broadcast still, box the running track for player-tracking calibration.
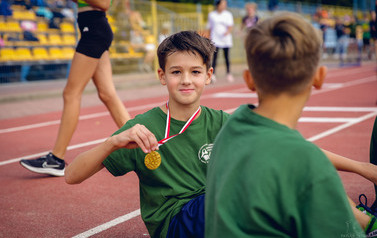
[0,62,377,237]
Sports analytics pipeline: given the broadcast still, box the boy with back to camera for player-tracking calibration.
[205,12,368,237]
[65,31,229,238]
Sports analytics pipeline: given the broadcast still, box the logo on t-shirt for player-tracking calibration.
[198,144,213,164]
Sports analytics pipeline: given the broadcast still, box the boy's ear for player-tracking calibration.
[312,66,327,90]
[243,69,256,91]
[158,68,167,85]
[205,67,214,85]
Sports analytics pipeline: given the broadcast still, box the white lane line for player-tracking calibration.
[212,92,258,98]
[1,75,375,134]
[0,138,106,166]
[0,87,246,134]
[307,111,377,142]
[2,106,376,166]
[0,102,163,134]
[298,117,357,123]
[224,106,377,114]
[71,209,141,238]
[211,76,376,99]
[304,106,377,112]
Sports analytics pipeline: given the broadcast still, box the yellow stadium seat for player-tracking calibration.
[49,47,65,60]
[48,34,63,45]
[37,22,48,32]
[62,34,76,46]
[61,47,75,59]
[6,21,22,32]
[13,10,36,20]
[14,47,34,61]
[36,33,48,45]
[0,48,16,61]
[32,47,50,61]
[60,22,75,33]
[0,21,6,32]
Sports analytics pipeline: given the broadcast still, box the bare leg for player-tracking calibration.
[92,51,130,128]
[349,197,369,230]
[52,52,100,159]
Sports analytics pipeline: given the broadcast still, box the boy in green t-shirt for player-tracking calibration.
[206,12,370,237]
[65,31,229,238]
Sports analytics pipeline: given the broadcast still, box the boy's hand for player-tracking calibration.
[110,124,159,153]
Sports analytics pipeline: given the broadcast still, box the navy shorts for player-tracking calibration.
[167,194,205,238]
[76,11,113,59]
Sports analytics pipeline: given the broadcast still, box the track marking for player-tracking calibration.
[71,209,141,238]
[2,106,377,166]
[0,102,162,134]
[0,138,106,166]
[1,75,375,134]
[307,111,377,142]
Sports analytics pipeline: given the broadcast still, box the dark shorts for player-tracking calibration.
[167,194,205,238]
[76,11,113,59]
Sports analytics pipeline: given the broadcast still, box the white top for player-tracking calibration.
[207,10,234,48]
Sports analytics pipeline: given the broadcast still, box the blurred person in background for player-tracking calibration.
[207,0,234,83]
[241,2,259,33]
[19,0,131,177]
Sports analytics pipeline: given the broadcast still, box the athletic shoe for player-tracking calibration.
[226,73,234,83]
[19,152,65,177]
[357,194,377,217]
[366,217,377,237]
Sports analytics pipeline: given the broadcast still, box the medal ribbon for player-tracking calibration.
[157,102,201,147]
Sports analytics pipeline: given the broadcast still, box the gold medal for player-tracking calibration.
[144,151,161,170]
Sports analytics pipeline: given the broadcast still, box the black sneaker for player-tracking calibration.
[19,152,65,177]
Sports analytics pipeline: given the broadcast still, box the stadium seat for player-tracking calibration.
[36,33,48,45]
[49,47,66,60]
[62,34,76,46]
[37,22,48,32]
[13,10,36,21]
[48,34,63,46]
[0,48,16,61]
[6,21,22,32]
[32,47,50,61]
[14,47,34,61]
[60,22,75,33]
[61,47,75,59]
[0,21,7,32]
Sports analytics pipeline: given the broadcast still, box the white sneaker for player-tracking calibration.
[226,74,234,83]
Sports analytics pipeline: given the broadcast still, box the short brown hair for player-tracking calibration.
[157,31,216,71]
[245,12,322,95]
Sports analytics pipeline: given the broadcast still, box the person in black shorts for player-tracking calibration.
[20,0,131,177]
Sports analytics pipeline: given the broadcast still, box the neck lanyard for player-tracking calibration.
[158,102,201,147]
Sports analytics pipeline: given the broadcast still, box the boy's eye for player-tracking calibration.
[192,70,201,74]
[171,71,181,74]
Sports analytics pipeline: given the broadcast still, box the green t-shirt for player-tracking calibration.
[103,106,229,238]
[206,104,363,237]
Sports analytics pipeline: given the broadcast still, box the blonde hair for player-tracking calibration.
[245,12,322,95]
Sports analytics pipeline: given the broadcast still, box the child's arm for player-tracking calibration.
[65,124,158,184]
[322,149,377,185]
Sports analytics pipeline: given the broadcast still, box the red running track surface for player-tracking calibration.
[0,62,376,237]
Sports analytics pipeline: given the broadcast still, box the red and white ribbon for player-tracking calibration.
[158,102,201,147]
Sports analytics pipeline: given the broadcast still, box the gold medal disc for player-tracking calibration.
[144,151,161,170]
